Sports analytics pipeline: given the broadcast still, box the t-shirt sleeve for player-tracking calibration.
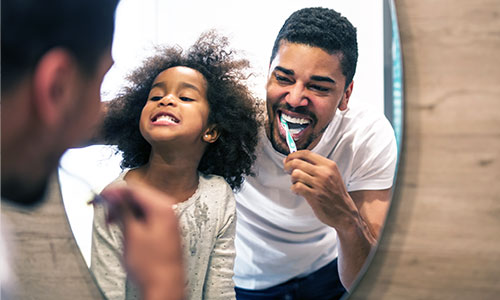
[346,116,398,192]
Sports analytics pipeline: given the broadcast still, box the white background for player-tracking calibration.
[60,0,385,266]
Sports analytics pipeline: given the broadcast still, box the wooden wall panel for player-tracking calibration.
[349,0,500,299]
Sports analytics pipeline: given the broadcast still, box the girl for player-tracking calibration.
[90,31,260,299]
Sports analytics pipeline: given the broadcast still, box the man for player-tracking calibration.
[234,7,397,299]
[1,0,184,299]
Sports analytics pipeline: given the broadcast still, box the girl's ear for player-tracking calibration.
[203,125,220,143]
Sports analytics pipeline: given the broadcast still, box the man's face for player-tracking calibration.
[265,42,352,155]
[2,49,113,206]
[66,49,114,147]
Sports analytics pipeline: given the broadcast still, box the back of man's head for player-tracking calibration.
[1,0,119,205]
[270,7,358,88]
[1,0,119,93]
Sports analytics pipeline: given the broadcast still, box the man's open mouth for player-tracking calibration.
[279,112,311,137]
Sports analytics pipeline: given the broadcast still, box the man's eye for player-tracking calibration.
[180,97,194,102]
[275,74,292,83]
[310,85,330,92]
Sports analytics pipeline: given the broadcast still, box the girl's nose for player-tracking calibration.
[159,94,176,106]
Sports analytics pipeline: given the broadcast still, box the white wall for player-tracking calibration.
[102,0,384,109]
[60,0,385,266]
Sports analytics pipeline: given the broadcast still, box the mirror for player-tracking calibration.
[58,0,402,297]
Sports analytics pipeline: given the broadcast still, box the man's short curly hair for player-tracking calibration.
[270,7,358,89]
[103,31,261,190]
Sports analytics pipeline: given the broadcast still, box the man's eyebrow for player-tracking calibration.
[275,66,336,84]
[275,66,294,75]
[310,75,336,84]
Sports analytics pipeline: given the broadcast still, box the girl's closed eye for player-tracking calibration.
[180,96,195,102]
[150,96,163,101]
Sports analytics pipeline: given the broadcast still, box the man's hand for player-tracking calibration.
[283,150,361,232]
[100,184,185,300]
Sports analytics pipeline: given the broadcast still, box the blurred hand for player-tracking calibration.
[100,184,185,300]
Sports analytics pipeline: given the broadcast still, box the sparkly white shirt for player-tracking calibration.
[91,172,236,300]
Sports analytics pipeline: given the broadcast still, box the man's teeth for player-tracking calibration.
[281,113,310,125]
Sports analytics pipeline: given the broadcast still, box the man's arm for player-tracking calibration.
[337,188,391,290]
[283,150,392,290]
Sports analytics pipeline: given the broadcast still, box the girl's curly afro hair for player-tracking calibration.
[102,30,261,190]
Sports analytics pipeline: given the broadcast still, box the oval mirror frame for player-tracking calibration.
[59,0,397,269]
[2,1,407,299]
[60,1,403,298]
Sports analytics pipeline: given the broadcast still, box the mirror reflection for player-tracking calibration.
[59,0,402,299]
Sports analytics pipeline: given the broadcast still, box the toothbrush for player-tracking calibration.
[59,165,146,221]
[280,115,297,153]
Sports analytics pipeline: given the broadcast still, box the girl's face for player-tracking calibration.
[139,66,218,148]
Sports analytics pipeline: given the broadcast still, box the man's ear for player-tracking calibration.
[202,125,220,143]
[32,48,79,127]
[339,81,354,111]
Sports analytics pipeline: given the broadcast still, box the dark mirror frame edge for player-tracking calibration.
[342,0,404,298]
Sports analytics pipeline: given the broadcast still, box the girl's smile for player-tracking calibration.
[151,111,180,126]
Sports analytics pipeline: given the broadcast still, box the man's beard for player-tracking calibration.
[1,174,50,207]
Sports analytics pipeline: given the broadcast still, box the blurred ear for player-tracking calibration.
[32,48,79,127]
[339,81,354,111]
[202,125,220,143]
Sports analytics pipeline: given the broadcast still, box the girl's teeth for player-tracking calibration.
[156,115,177,123]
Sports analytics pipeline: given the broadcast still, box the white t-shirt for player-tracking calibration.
[234,106,398,289]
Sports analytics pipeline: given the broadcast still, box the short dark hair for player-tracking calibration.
[1,0,119,91]
[270,7,358,88]
[103,31,261,190]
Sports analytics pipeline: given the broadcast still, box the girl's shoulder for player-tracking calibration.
[199,173,232,194]
[197,173,235,210]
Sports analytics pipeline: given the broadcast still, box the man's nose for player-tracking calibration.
[285,84,309,107]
